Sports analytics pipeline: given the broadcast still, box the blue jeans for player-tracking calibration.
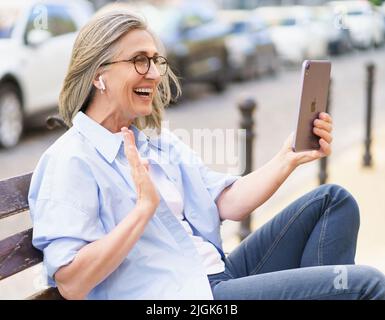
[209,184,385,299]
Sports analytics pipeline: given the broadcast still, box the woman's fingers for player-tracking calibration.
[313,118,332,132]
[122,127,151,174]
[319,112,332,124]
[121,127,160,211]
[319,138,332,156]
[313,113,333,156]
[122,127,142,170]
[289,113,333,165]
[313,127,333,144]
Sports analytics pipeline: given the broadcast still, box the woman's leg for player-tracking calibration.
[212,264,385,300]
[211,184,385,300]
[224,184,360,278]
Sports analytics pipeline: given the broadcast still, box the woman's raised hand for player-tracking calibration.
[121,127,160,212]
[281,112,333,167]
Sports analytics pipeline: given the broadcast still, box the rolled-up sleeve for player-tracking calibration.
[197,165,240,202]
[29,154,105,286]
[31,199,105,286]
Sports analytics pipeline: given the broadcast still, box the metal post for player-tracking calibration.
[363,63,375,168]
[238,98,256,241]
[319,78,332,185]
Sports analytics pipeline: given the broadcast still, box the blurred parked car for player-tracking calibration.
[255,6,329,64]
[328,0,385,49]
[218,9,279,81]
[122,1,230,94]
[312,6,353,55]
[0,0,93,148]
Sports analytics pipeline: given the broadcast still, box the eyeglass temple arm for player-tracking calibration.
[101,59,133,67]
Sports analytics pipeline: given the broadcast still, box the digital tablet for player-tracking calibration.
[292,60,331,152]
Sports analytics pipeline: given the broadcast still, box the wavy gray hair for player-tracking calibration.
[59,8,181,132]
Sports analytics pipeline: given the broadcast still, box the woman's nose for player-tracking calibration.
[145,60,161,80]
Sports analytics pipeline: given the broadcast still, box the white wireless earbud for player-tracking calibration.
[98,75,106,92]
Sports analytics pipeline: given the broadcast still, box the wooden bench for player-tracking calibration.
[0,115,70,299]
[0,172,64,299]
[0,114,72,300]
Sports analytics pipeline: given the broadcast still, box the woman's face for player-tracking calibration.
[101,29,162,122]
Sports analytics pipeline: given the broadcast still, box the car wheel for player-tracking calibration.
[0,84,23,148]
[249,56,259,79]
[212,73,227,93]
[269,51,279,76]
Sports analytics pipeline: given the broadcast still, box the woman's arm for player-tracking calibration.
[55,128,159,299]
[216,146,296,221]
[54,205,154,299]
[217,113,333,221]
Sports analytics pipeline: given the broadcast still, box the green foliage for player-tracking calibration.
[369,0,383,6]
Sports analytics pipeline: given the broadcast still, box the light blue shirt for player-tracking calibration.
[28,111,240,299]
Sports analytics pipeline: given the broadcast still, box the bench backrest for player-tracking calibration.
[0,173,63,299]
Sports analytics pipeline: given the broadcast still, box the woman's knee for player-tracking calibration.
[348,265,385,299]
[317,184,360,227]
[317,184,353,202]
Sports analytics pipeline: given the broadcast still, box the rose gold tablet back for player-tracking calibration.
[293,60,331,152]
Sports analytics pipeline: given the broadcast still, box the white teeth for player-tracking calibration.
[134,88,153,93]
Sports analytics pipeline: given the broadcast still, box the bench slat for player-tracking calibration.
[0,173,32,220]
[0,173,65,299]
[28,287,64,300]
[0,228,42,280]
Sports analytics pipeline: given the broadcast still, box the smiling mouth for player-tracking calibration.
[133,88,153,98]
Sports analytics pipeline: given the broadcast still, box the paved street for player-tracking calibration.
[1,47,385,298]
[1,47,385,178]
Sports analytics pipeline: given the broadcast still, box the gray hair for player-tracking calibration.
[59,9,181,131]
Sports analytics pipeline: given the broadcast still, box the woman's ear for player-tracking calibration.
[93,74,106,93]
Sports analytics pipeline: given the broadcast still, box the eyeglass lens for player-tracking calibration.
[134,55,168,76]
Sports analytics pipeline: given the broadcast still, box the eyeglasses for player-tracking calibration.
[101,54,168,76]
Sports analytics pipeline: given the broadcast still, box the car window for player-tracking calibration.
[25,4,77,39]
[231,21,247,34]
[346,10,365,16]
[279,18,296,26]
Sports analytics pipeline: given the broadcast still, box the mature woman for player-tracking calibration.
[28,10,385,300]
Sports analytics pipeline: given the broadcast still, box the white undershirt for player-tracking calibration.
[114,131,225,275]
[148,161,225,275]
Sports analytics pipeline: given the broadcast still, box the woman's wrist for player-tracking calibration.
[134,201,158,218]
[276,149,298,174]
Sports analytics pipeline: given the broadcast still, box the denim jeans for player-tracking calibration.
[209,184,385,299]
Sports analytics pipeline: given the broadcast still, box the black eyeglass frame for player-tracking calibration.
[100,54,169,76]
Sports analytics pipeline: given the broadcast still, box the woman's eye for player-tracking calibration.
[136,56,148,64]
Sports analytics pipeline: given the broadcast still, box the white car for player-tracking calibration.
[254,6,329,65]
[218,9,278,80]
[312,6,353,55]
[328,0,385,49]
[0,0,93,148]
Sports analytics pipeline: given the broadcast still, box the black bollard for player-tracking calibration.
[319,78,332,185]
[238,98,256,241]
[363,63,375,167]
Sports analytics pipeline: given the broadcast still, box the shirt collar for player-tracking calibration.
[72,111,152,163]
